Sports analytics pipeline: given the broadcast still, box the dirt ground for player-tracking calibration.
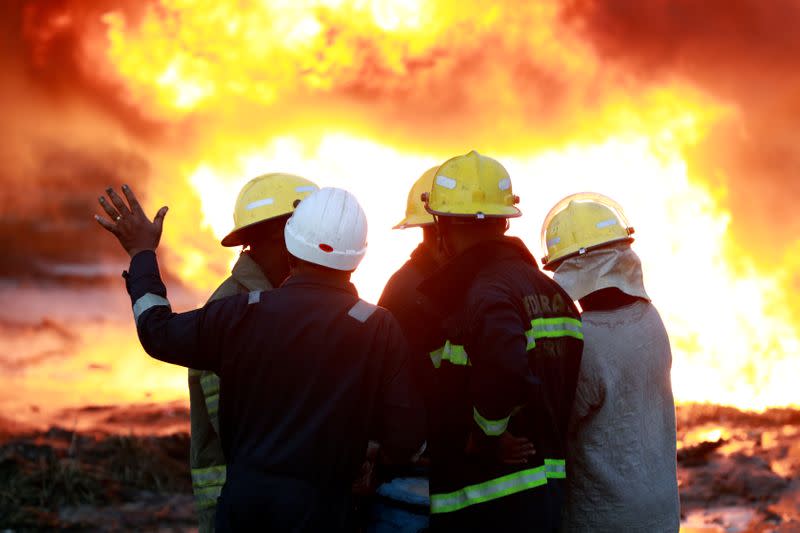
[0,403,798,532]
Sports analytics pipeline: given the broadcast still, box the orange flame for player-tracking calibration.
[28,0,795,412]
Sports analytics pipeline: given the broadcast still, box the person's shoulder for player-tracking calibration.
[207,276,247,303]
[346,299,396,324]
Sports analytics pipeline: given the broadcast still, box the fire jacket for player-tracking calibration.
[125,251,424,528]
[418,237,583,531]
[188,252,272,531]
[378,242,443,403]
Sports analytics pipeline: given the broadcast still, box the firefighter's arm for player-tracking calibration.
[125,250,240,373]
[374,318,426,463]
[466,288,540,438]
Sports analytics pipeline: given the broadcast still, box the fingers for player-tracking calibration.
[153,206,168,230]
[499,433,536,464]
[94,214,118,233]
[98,196,120,220]
[121,184,144,215]
[106,187,131,217]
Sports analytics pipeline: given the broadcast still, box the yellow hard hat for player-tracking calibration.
[221,173,318,247]
[423,151,521,219]
[393,167,438,229]
[540,192,635,270]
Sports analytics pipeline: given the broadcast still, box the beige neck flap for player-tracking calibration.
[553,243,650,302]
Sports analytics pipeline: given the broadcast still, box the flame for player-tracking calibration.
[15,0,797,414]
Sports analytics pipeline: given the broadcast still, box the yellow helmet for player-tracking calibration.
[393,166,438,229]
[423,151,521,219]
[221,173,318,247]
[540,192,635,270]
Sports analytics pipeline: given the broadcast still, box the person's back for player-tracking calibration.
[186,172,317,531]
[420,237,582,531]
[565,298,678,532]
[413,152,584,531]
[94,185,423,533]
[206,273,418,529]
[540,193,680,533]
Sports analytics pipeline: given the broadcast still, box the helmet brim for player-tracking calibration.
[425,205,522,218]
[221,214,291,247]
[543,237,634,271]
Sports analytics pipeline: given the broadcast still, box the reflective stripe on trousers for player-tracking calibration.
[192,465,226,510]
[526,316,583,349]
[430,459,567,514]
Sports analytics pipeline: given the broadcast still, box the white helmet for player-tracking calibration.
[284,187,368,271]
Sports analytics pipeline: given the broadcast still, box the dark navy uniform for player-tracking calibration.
[418,237,583,532]
[378,243,444,401]
[125,251,423,532]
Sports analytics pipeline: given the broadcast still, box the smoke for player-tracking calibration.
[3,0,799,281]
[562,0,800,266]
[0,1,195,278]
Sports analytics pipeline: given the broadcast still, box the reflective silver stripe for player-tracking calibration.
[194,484,223,509]
[245,198,274,210]
[132,293,170,323]
[248,290,261,304]
[473,407,509,436]
[526,317,584,344]
[429,347,444,368]
[544,458,566,479]
[205,393,219,416]
[200,373,220,397]
[348,300,377,323]
[191,465,226,489]
[430,465,548,514]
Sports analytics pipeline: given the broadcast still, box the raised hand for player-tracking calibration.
[95,184,168,258]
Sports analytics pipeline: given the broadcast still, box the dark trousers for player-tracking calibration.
[216,472,351,533]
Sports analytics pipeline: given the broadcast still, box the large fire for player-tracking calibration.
[3,0,798,418]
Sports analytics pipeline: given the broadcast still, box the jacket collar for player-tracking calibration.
[419,236,536,313]
[280,272,359,297]
[409,242,439,275]
[231,252,273,292]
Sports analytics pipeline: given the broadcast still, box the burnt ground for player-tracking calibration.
[0,403,798,532]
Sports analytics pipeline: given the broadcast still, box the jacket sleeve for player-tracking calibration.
[373,315,426,462]
[125,250,246,373]
[466,285,540,437]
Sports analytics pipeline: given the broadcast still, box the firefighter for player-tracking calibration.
[541,193,680,532]
[417,151,584,532]
[188,173,316,531]
[368,167,445,532]
[94,185,424,532]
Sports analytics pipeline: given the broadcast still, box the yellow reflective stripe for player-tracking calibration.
[194,485,223,510]
[473,407,509,436]
[526,317,583,345]
[429,341,470,368]
[430,465,548,514]
[544,458,566,479]
[205,393,219,416]
[200,373,220,397]
[191,465,226,489]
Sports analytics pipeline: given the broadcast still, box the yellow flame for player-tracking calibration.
[84,0,800,412]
